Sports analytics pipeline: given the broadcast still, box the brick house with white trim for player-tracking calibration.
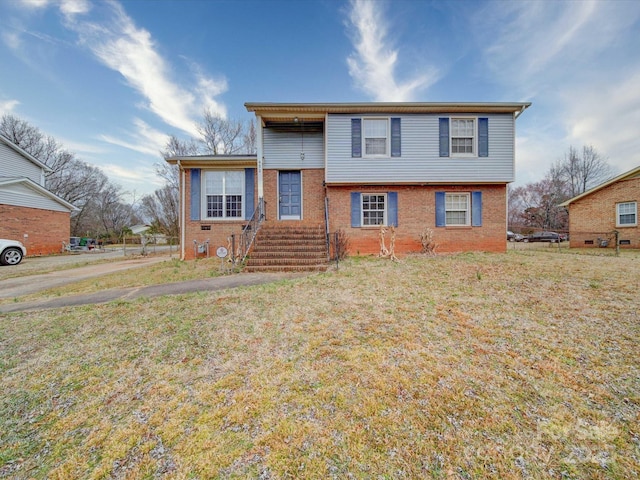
[0,134,76,256]
[560,166,639,248]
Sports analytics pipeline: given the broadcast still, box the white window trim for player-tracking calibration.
[616,201,637,227]
[450,117,477,158]
[201,170,245,221]
[361,192,388,227]
[445,192,471,226]
[362,117,390,158]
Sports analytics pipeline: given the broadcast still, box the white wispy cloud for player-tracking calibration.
[478,0,640,182]
[100,118,169,157]
[345,0,439,101]
[59,1,226,138]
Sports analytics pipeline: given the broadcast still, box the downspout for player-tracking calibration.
[178,159,186,260]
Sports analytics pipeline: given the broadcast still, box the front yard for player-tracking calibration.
[1,251,639,478]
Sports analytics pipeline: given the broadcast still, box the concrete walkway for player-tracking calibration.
[0,256,303,313]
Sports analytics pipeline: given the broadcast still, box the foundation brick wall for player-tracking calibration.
[181,168,259,260]
[180,165,509,259]
[327,184,507,256]
[0,204,70,256]
[568,176,639,248]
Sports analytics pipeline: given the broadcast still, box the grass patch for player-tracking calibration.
[1,251,639,478]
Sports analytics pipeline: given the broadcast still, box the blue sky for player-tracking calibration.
[1,0,639,198]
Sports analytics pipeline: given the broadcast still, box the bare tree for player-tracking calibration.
[198,109,245,155]
[557,145,614,198]
[242,119,257,154]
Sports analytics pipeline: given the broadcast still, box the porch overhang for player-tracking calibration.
[166,155,257,169]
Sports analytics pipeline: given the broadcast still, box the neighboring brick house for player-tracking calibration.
[559,166,640,249]
[167,102,530,262]
[0,134,76,256]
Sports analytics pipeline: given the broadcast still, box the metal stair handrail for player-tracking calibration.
[240,197,265,263]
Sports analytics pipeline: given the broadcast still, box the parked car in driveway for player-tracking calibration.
[507,231,524,242]
[524,231,561,243]
[0,238,27,265]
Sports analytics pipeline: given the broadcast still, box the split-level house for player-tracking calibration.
[167,102,530,269]
[559,165,639,248]
[0,134,76,255]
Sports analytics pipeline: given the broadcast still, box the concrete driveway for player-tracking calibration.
[0,249,304,313]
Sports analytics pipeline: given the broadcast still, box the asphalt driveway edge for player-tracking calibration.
[0,272,305,313]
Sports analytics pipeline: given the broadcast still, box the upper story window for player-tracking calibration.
[451,119,475,155]
[363,119,388,156]
[202,170,244,219]
[352,118,401,158]
[617,201,637,227]
[439,117,488,158]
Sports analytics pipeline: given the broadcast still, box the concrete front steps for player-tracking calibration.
[244,224,329,272]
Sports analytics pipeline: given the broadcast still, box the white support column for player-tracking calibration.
[256,115,264,201]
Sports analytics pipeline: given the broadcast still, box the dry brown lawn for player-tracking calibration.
[1,250,639,479]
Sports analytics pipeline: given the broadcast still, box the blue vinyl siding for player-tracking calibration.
[190,169,201,221]
[326,114,515,184]
[263,129,324,169]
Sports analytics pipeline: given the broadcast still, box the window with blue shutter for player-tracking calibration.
[439,118,449,157]
[351,119,362,158]
[435,191,446,227]
[190,169,201,221]
[472,191,483,226]
[390,118,401,157]
[478,118,488,157]
[245,168,255,219]
[351,192,361,227]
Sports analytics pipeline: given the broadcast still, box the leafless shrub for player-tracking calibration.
[420,227,437,255]
[333,228,350,260]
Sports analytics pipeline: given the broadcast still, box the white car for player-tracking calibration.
[0,239,27,266]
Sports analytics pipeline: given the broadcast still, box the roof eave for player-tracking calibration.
[245,101,532,116]
[559,165,640,206]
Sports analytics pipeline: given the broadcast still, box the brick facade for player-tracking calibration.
[567,175,639,249]
[180,165,508,259]
[0,204,70,256]
[327,184,507,255]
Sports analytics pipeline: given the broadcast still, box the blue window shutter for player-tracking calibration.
[478,118,488,157]
[435,191,446,227]
[391,118,401,157]
[472,191,483,226]
[190,169,201,221]
[244,168,255,219]
[351,192,361,227]
[439,118,449,157]
[387,191,398,226]
[351,118,362,158]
